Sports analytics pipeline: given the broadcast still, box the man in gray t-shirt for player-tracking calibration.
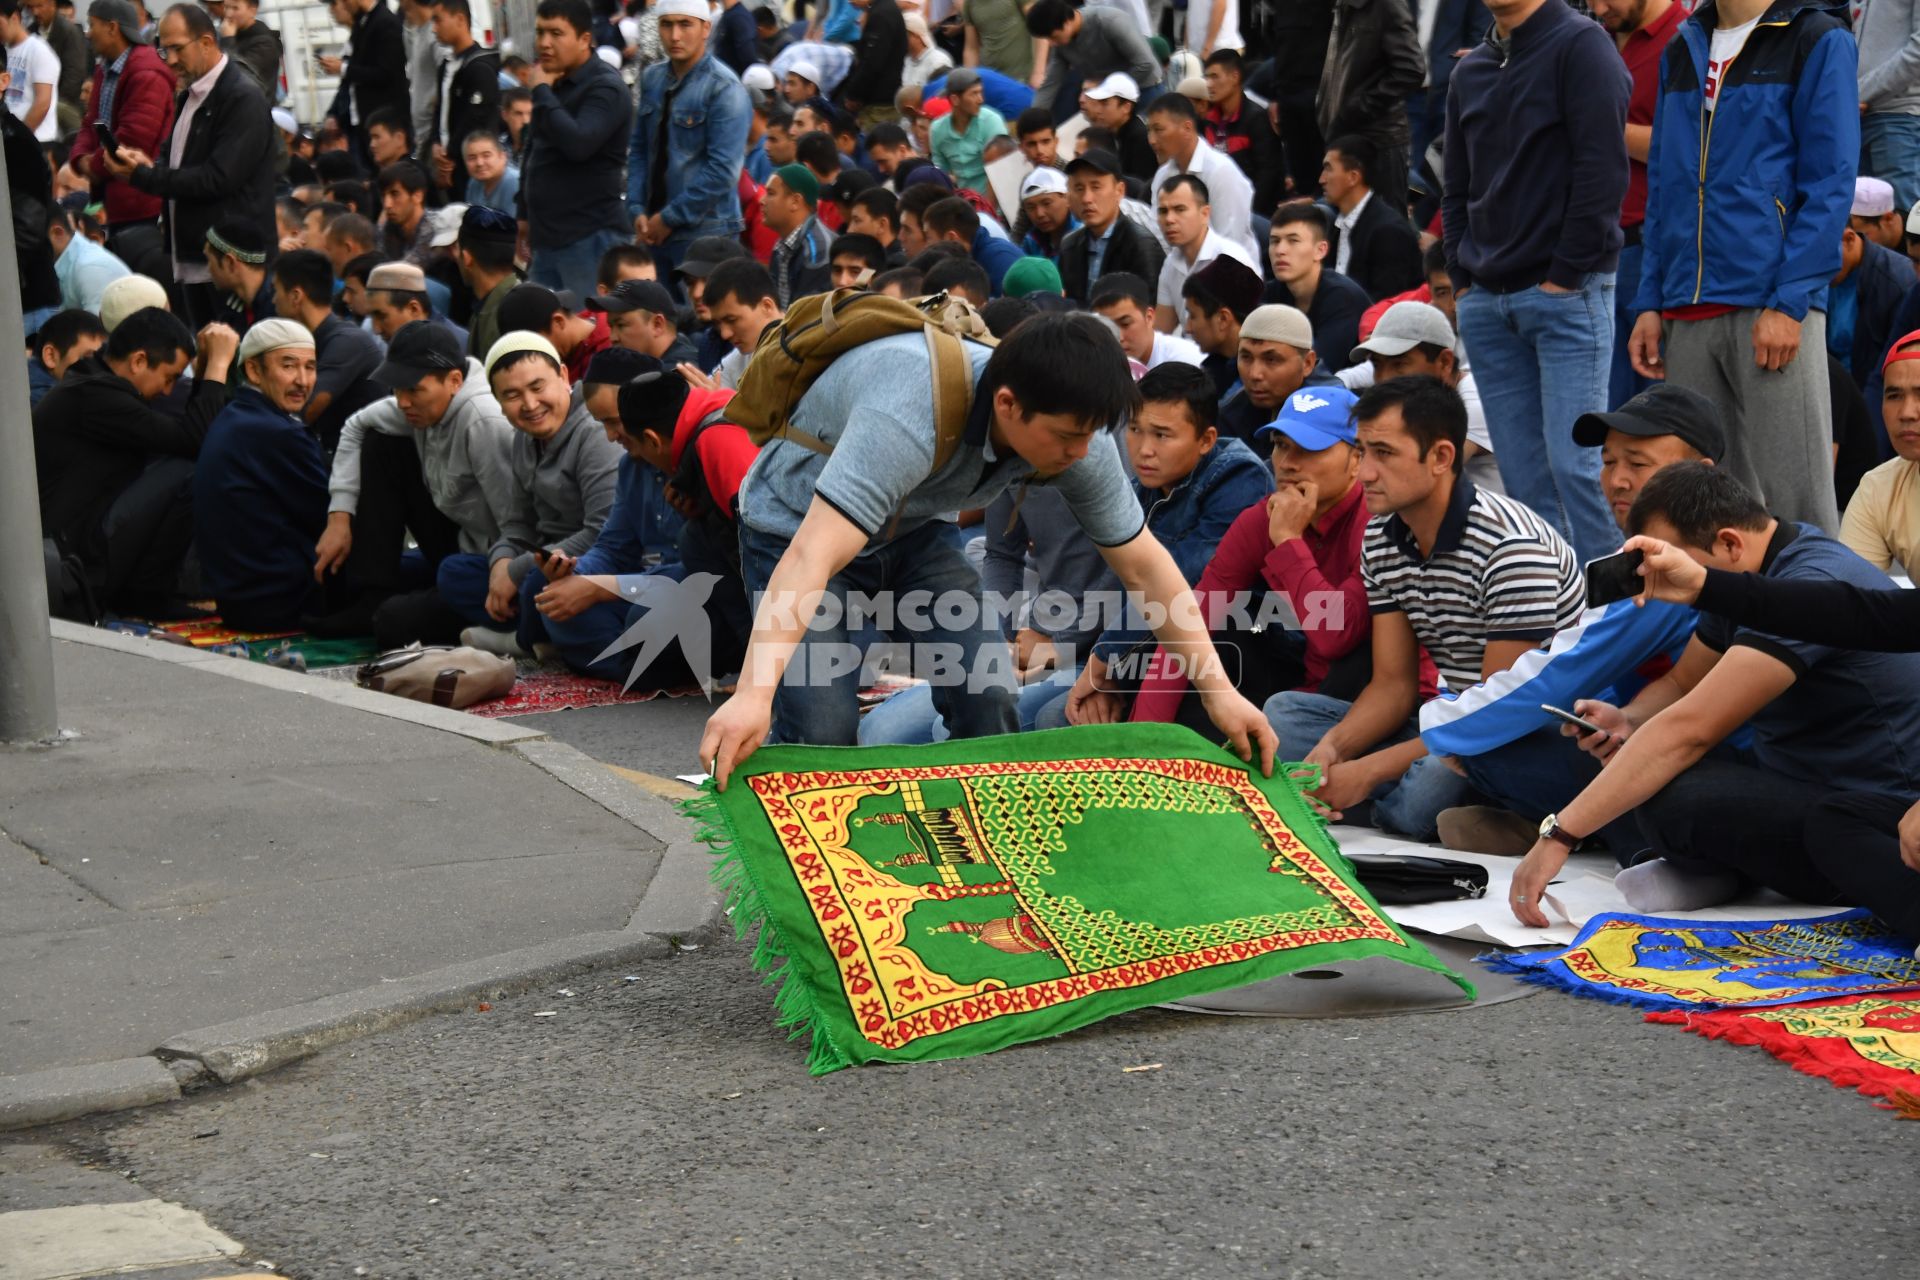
[700,312,1278,784]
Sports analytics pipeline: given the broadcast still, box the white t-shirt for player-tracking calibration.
[1703,16,1760,113]
[1183,0,1242,55]
[1156,226,1257,314]
[5,34,60,142]
[1146,330,1205,370]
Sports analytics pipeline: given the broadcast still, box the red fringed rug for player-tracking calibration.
[465,670,704,718]
[1647,994,1920,1117]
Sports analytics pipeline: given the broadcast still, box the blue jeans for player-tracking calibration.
[1262,690,1476,841]
[739,519,1018,746]
[22,304,59,337]
[1608,241,1652,412]
[436,552,541,635]
[529,227,623,303]
[858,667,1078,744]
[1456,272,1620,564]
[1862,112,1920,214]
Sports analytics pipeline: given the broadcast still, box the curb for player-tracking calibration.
[5,624,727,1132]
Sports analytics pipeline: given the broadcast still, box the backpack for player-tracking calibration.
[724,288,997,475]
[355,645,517,709]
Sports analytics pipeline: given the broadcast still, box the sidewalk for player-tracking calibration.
[0,626,719,1129]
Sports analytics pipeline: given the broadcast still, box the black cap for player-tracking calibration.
[1064,149,1124,179]
[496,284,568,338]
[585,278,676,316]
[617,369,690,439]
[459,203,519,246]
[372,320,465,389]
[1572,383,1728,462]
[582,347,661,388]
[827,168,878,207]
[675,236,749,279]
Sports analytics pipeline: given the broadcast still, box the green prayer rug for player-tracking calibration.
[686,724,1474,1074]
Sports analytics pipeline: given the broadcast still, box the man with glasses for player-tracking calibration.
[101,2,273,325]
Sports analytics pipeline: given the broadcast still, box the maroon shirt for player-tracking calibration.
[1619,0,1687,230]
[1131,482,1439,720]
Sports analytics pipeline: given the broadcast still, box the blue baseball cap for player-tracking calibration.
[1254,386,1360,451]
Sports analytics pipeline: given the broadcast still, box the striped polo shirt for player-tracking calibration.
[1362,480,1585,690]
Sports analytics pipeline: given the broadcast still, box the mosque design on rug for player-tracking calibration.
[690,726,1470,1073]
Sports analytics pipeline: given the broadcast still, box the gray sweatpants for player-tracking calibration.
[1661,308,1839,532]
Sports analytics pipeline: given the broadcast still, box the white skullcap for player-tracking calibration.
[742,63,776,91]
[238,318,316,368]
[788,58,821,85]
[99,274,171,332]
[654,0,713,20]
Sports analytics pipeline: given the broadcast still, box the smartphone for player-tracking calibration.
[1541,703,1608,737]
[92,122,119,157]
[1585,548,1645,608]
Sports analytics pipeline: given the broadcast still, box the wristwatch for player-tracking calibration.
[1538,813,1580,849]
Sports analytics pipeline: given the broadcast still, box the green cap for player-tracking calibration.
[1148,35,1172,63]
[773,163,820,207]
[1001,257,1063,299]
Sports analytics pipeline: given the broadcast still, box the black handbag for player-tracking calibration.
[1345,854,1490,906]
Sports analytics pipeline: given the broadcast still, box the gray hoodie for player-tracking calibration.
[327,357,519,557]
[1860,0,1920,116]
[490,391,625,583]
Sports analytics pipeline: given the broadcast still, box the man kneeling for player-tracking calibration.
[698,312,1277,786]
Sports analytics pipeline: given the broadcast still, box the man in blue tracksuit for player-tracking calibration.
[1418,384,1729,858]
[1624,0,1858,535]
[627,0,752,275]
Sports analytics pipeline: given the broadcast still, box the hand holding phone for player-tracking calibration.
[1585,548,1646,608]
[92,122,119,157]
[1541,703,1606,737]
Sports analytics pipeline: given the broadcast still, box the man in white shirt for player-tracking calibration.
[0,0,59,142]
[1154,172,1255,332]
[1092,271,1204,369]
[1144,89,1256,261]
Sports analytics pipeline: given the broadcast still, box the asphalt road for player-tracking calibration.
[42,938,1914,1280]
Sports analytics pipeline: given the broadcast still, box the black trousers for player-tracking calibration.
[1808,790,1920,944]
[1276,99,1325,200]
[98,456,196,612]
[1636,760,1920,943]
[347,430,468,648]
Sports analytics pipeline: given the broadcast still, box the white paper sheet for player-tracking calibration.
[1333,832,1839,949]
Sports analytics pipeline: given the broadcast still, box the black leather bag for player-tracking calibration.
[1345,854,1490,906]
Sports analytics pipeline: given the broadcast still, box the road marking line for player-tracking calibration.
[602,764,700,801]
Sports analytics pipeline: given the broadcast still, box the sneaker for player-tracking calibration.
[461,625,531,660]
[1436,806,1538,857]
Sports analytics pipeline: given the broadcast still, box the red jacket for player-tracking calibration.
[68,45,175,225]
[672,387,757,517]
[1130,483,1438,720]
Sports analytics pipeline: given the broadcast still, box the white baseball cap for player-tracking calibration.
[1084,73,1140,103]
[1020,167,1068,201]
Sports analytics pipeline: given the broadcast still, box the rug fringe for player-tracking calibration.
[680,787,852,1075]
[1474,952,1679,1010]
[1646,1008,1920,1110]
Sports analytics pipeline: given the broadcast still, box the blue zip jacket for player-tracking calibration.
[1090,436,1273,664]
[1631,0,1858,320]
[1417,597,1698,759]
[627,52,751,238]
[971,225,1025,295]
[574,454,687,579]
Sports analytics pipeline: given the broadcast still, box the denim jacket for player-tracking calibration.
[1090,435,1274,664]
[627,52,751,237]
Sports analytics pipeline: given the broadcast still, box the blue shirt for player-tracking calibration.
[465,165,521,214]
[575,454,687,578]
[744,137,772,185]
[55,235,130,314]
[925,68,1035,122]
[1693,523,1920,796]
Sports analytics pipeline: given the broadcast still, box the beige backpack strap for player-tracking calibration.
[925,324,972,474]
[772,423,835,456]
